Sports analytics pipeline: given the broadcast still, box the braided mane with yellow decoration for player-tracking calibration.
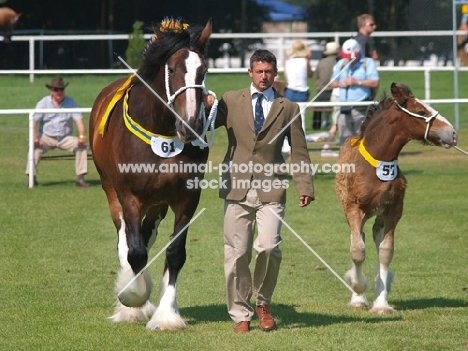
[89,17,213,331]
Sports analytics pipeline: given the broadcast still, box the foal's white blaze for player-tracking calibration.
[184,50,203,118]
[416,98,453,126]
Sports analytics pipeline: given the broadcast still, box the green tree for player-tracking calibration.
[125,21,146,68]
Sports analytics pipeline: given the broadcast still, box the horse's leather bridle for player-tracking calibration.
[394,100,439,141]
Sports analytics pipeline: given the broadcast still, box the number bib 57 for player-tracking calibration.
[376,160,398,181]
[151,135,184,158]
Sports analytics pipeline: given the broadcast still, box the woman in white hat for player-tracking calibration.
[283,41,314,102]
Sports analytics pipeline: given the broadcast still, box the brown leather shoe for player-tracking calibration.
[256,304,276,331]
[75,179,90,187]
[233,321,250,333]
[75,175,90,187]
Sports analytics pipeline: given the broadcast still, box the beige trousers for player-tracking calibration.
[337,107,367,145]
[25,134,88,176]
[223,188,285,323]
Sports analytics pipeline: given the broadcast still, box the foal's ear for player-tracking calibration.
[199,18,212,46]
[391,82,414,104]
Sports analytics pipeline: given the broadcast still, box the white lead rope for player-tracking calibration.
[454,146,468,156]
[192,90,218,149]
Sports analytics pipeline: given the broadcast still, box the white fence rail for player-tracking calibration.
[1,30,468,82]
[2,98,466,188]
[2,65,468,103]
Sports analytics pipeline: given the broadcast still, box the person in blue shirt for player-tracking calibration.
[329,38,379,145]
[25,78,90,187]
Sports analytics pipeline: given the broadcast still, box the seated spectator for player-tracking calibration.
[25,78,90,187]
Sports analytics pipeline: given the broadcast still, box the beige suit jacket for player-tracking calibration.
[215,88,314,203]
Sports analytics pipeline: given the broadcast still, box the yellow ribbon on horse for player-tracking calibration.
[98,74,176,144]
[350,137,378,167]
[98,74,135,137]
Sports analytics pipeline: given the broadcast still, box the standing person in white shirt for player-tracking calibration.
[283,41,314,102]
[25,78,90,187]
[282,41,313,160]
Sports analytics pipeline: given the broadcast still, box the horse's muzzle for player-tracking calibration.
[439,128,457,149]
[175,117,204,144]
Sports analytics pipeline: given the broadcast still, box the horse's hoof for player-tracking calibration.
[370,305,395,314]
[108,301,151,323]
[115,268,153,307]
[349,301,368,309]
[349,293,368,308]
[146,310,187,331]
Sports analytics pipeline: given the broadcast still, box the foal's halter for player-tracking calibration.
[394,100,439,141]
[164,63,218,148]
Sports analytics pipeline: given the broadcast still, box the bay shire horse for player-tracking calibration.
[0,7,21,42]
[89,18,212,330]
[335,83,457,314]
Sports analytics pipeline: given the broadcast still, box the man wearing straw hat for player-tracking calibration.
[25,77,90,187]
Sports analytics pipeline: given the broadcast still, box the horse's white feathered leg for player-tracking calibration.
[371,264,394,314]
[109,213,153,321]
[346,228,369,308]
[345,264,368,307]
[146,269,186,330]
[108,300,156,322]
[117,212,128,268]
[371,225,395,314]
[115,266,153,307]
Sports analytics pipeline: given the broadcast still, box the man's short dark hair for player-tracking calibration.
[250,49,277,69]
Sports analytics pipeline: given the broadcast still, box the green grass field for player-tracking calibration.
[0,72,467,350]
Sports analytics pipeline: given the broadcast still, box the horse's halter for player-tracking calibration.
[164,63,218,148]
[394,100,439,141]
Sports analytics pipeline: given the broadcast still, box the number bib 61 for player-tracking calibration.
[376,160,398,181]
[151,135,184,158]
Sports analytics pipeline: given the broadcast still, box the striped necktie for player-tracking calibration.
[254,93,264,134]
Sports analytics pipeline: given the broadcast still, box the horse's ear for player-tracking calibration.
[391,82,413,104]
[199,18,212,46]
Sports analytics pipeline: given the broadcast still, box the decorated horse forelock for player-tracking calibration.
[141,17,207,65]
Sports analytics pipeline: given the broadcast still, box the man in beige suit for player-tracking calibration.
[212,49,314,333]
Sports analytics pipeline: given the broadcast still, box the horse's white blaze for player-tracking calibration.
[185,51,202,118]
[416,98,453,127]
[117,212,128,268]
[435,114,452,126]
